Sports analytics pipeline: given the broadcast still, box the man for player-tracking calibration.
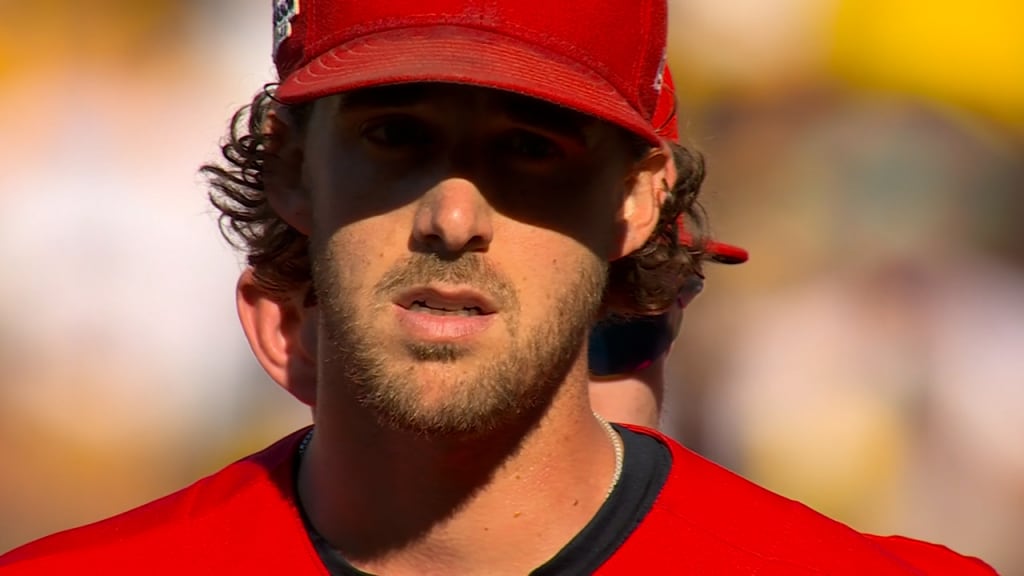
[587,67,749,429]
[0,1,995,574]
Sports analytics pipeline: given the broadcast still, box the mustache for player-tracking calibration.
[374,253,518,309]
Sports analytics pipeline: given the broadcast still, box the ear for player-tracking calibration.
[610,145,669,259]
[263,107,312,235]
[658,141,678,203]
[236,268,318,406]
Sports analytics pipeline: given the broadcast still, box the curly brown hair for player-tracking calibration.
[201,86,709,315]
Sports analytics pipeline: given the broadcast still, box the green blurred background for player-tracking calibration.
[1,1,1022,572]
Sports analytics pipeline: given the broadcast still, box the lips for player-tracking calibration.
[396,287,498,316]
[408,301,484,316]
[393,286,498,342]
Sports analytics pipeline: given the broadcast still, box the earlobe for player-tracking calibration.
[263,107,313,235]
[613,147,669,259]
[236,268,318,406]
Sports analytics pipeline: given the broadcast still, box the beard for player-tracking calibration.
[310,240,607,437]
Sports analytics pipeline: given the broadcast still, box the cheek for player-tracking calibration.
[321,218,403,296]
[309,156,382,236]
[309,211,398,315]
[496,225,603,306]
[489,177,622,261]
[306,154,421,291]
[305,133,428,236]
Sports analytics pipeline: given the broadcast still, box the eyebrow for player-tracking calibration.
[337,83,594,141]
[338,84,431,110]
[497,92,593,142]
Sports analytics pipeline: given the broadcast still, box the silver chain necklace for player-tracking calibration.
[593,412,625,499]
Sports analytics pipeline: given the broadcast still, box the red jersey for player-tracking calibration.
[0,426,995,575]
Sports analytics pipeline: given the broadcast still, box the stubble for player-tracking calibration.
[311,242,606,436]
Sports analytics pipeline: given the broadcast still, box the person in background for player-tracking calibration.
[588,68,748,429]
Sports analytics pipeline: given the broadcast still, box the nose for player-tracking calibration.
[412,177,494,255]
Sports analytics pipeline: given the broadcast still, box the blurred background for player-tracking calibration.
[1,0,1021,573]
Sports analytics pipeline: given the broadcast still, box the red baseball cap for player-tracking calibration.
[272,0,669,145]
[653,68,748,265]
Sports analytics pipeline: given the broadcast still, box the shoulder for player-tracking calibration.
[0,429,322,575]
[864,534,997,575]
[599,425,996,575]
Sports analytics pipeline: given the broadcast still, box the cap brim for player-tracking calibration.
[276,25,660,145]
[679,228,748,265]
[706,240,749,265]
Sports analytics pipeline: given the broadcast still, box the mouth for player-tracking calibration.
[396,287,498,317]
[393,286,498,342]
[407,301,485,316]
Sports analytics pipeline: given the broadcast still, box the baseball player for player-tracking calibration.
[1,1,996,574]
[587,67,748,429]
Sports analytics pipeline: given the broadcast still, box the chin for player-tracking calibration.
[404,341,469,363]
[354,356,533,436]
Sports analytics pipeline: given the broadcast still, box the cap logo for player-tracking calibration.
[273,0,300,57]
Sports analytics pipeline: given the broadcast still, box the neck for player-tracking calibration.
[298,362,620,576]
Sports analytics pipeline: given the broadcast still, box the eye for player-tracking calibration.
[498,131,565,162]
[361,116,433,150]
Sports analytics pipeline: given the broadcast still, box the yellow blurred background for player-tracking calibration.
[1,1,1022,573]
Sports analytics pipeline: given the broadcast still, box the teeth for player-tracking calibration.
[409,301,482,316]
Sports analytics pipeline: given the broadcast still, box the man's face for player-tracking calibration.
[300,83,643,435]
